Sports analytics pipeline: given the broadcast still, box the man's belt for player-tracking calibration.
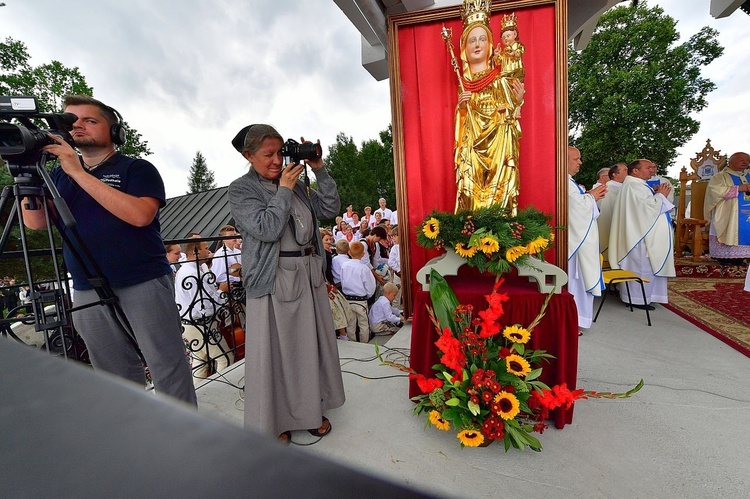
[344,294,368,301]
[279,247,315,258]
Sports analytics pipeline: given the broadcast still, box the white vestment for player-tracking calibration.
[597,180,623,262]
[568,176,602,329]
[609,176,676,305]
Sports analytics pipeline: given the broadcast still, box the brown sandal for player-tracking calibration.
[308,416,332,437]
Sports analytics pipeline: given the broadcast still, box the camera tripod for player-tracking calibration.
[0,153,143,362]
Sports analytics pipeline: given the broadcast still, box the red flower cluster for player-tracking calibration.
[477,279,509,338]
[528,382,585,430]
[481,414,505,441]
[410,373,444,394]
[435,327,467,378]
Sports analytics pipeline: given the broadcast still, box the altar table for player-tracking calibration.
[409,270,579,429]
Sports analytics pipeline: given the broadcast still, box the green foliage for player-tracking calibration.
[186,150,216,193]
[0,36,151,158]
[325,125,395,225]
[416,206,555,276]
[568,3,723,187]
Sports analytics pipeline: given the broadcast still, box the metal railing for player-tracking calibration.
[1,234,246,387]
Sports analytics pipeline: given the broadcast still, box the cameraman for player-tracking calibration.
[21,95,196,406]
[228,124,345,443]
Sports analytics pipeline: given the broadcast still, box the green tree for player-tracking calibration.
[325,125,395,225]
[568,3,723,187]
[186,151,216,193]
[0,37,151,159]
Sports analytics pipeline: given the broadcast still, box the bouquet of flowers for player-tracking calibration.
[417,205,555,275]
[382,270,643,452]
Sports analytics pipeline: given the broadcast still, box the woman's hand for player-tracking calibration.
[279,162,304,189]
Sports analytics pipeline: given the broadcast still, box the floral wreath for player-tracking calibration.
[417,205,555,275]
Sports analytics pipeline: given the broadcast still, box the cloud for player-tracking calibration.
[0,0,391,195]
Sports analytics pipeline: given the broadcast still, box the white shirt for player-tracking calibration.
[340,258,376,297]
[390,210,398,225]
[374,207,393,220]
[388,243,400,273]
[331,253,348,284]
[211,245,242,287]
[368,296,402,325]
[174,261,224,321]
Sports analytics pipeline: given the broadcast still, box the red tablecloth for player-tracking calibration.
[409,270,579,429]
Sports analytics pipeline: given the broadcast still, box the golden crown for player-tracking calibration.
[501,12,518,31]
[461,0,491,27]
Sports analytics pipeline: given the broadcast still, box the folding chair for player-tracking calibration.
[593,257,652,326]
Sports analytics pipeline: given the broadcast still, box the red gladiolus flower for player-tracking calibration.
[410,373,444,394]
[498,347,511,359]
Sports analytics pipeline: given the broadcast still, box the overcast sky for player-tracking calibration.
[0,0,747,197]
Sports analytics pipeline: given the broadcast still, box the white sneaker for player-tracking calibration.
[337,335,349,341]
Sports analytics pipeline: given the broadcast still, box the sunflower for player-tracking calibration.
[478,236,500,255]
[526,236,549,254]
[454,242,477,258]
[428,410,450,431]
[505,245,527,262]
[502,324,531,344]
[505,353,532,377]
[457,429,485,447]
[493,391,521,420]
[422,217,440,239]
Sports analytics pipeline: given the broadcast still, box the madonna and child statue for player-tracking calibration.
[445,0,526,216]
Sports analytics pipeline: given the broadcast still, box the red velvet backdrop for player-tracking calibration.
[395,4,559,307]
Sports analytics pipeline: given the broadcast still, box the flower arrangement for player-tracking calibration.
[417,205,555,276]
[381,269,643,452]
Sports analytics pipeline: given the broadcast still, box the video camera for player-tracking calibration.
[0,96,77,172]
[281,138,322,165]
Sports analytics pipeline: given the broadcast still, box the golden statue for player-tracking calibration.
[447,0,525,215]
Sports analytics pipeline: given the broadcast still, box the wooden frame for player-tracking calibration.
[388,0,569,315]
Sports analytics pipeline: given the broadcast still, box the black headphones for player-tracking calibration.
[106,106,127,146]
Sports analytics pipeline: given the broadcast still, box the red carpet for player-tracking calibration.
[664,278,750,357]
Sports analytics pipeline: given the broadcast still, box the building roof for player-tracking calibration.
[160,187,233,241]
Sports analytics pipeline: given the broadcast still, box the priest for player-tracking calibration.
[567,146,605,332]
[703,152,750,263]
[609,159,676,309]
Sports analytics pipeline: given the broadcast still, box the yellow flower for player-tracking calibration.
[429,410,451,431]
[502,324,531,344]
[422,217,440,239]
[505,245,528,262]
[457,429,485,447]
[526,236,549,254]
[493,391,521,420]
[454,242,477,258]
[479,236,500,255]
[505,353,532,377]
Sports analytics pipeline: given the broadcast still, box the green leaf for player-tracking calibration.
[445,398,460,407]
[429,269,460,333]
[525,368,542,381]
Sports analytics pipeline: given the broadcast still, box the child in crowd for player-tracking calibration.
[368,282,404,336]
[331,239,350,288]
[340,241,376,343]
[388,225,402,308]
